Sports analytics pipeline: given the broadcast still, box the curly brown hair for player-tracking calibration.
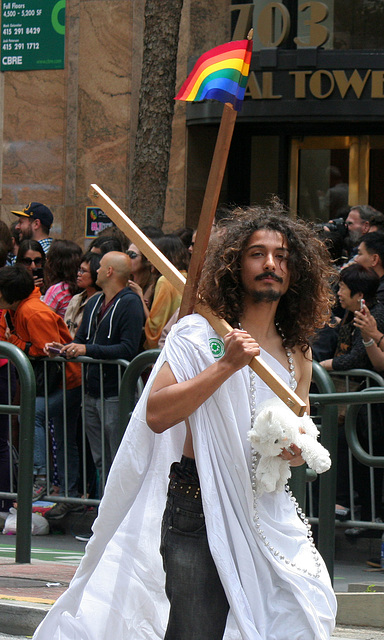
[198,200,336,350]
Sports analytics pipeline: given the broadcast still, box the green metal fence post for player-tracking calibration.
[0,343,36,564]
[310,361,338,581]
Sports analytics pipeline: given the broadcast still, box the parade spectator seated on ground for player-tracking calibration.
[64,252,101,338]
[144,235,189,349]
[12,202,54,254]
[127,243,156,320]
[42,239,82,319]
[320,263,384,524]
[16,239,46,292]
[0,265,82,518]
[46,251,144,490]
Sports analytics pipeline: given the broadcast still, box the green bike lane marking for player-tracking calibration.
[0,543,84,565]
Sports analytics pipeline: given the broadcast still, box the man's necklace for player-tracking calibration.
[247,323,321,579]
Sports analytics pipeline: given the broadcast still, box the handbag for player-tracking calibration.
[30,358,63,396]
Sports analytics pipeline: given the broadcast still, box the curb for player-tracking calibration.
[336,592,384,628]
[1,593,384,637]
[0,598,51,635]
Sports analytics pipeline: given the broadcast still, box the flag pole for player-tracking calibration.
[88,184,306,417]
[178,28,254,319]
[178,102,237,318]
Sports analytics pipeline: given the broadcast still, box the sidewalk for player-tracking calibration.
[0,553,384,638]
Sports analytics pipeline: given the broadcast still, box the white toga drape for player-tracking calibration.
[33,314,336,640]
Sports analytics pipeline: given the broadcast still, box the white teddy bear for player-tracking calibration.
[247,397,331,495]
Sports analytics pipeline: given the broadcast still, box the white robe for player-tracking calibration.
[33,314,336,640]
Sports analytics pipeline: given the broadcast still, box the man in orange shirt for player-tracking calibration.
[0,265,82,518]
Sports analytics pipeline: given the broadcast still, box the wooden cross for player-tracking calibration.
[88,183,306,416]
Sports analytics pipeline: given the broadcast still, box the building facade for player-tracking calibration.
[185,0,384,228]
[1,1,383,243]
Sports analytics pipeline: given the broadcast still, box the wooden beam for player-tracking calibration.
[178,103,237,318]
[88,184,185,293]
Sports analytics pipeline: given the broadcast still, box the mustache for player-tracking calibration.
[254,271,283,283]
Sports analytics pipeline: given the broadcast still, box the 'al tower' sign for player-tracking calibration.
[1,0,65,71]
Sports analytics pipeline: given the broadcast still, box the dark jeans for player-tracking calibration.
[160,462,229,640]
[34,386,81,496]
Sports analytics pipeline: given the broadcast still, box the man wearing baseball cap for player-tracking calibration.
[12,202,53,254]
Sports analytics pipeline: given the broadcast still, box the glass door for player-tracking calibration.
[368,136,384,214]
[289,136,369,223]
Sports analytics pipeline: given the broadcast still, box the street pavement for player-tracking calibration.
[0,529,384,639]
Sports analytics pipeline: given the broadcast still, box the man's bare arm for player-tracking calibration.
[146,329,260,433]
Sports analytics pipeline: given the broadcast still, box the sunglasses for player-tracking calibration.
[21,257,44,267]
[127,250,140,259]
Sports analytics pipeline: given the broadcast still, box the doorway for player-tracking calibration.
[289,136,376,223]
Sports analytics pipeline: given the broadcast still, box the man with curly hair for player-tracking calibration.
[33,203,337,640]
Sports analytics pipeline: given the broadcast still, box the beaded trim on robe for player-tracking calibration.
[249,356,321,579]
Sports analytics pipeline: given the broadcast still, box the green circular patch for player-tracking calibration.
[209,338,224,359]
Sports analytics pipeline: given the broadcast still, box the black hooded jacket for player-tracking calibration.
[74,287,144,397]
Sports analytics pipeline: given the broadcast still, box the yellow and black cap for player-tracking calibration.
[11,202,53,229]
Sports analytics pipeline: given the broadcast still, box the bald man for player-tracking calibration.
[47,251,144,495]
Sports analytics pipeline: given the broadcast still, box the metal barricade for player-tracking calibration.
[0,342,36,563]
[310,362,384,581]
[306,361,339,579]
[0,353,131,563]
[118,349,161,437]
[1,348,162,564]
[330,369,384,524]
[5,342,384,576]
[38,355,131,505]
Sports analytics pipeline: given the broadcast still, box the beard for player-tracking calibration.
[245,271,285,302]
[249,289,282,302]
[348,229,362,245]
[20,226,33,241]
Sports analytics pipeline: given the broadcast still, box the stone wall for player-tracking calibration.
[0,0,231,245]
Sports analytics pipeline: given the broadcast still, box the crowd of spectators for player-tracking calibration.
[312,203,384,541]
[1,199,384,545]
[0,201,220,523]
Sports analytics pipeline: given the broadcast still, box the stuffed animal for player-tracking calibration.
[247,397,331,495]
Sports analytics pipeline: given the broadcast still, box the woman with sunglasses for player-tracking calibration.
[127,244,156,318]
[16,239,46,291]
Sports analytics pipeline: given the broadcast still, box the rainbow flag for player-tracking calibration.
[175,38,253,112]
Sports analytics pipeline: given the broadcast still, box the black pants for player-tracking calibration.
[160,457,229,640]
